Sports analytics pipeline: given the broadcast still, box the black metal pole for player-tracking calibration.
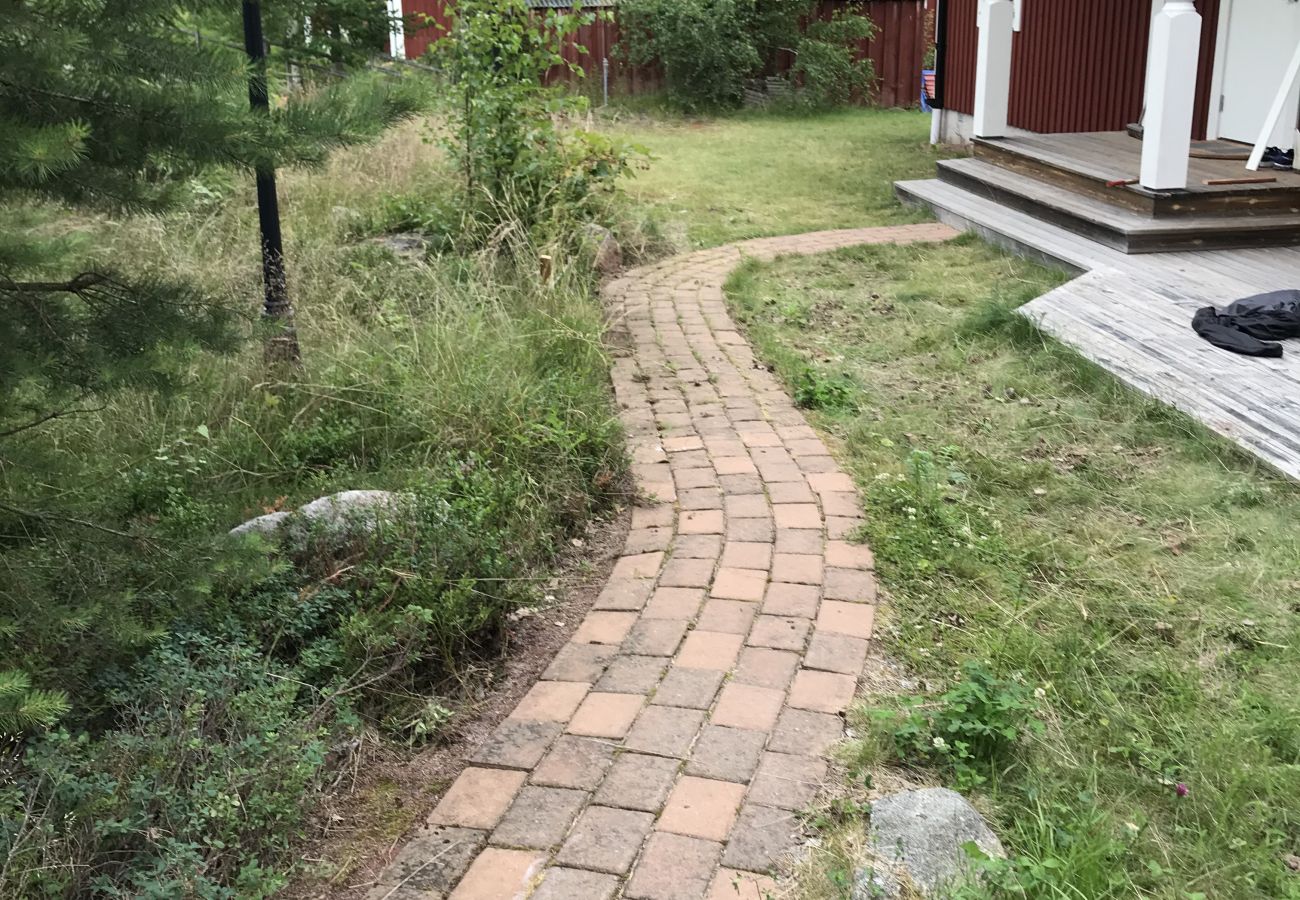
[933,0,948,110]
[242,0,299,362]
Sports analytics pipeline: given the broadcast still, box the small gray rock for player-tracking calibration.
[853,788,1004,899]
[297,490,407,532]
[227,490,409,541]
[372,232,429,260]
[228,510,291,538]
[582,223,622,275]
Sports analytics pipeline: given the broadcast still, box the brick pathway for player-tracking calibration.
[368,224,957,900]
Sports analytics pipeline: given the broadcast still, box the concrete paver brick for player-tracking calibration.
[696,599,759,635]
[567,691,645,738]
[771,504,822,530]
[710,567,768,602]
[556,806,654,875]
[676,630,744,670]
[531,868,619,900]
[726,517,775,543]
[611,551,665,580]
[374,825,485,894]
[594,752,681,812]
[747,752,828,811]
[509,681,590,723]
[733,647,800,690]
[825,539,875,570]
[804,632,869,675]
[470,720,563,770]
[660,557,717,588]
[747,615,811,651]
[594,578,657,612]
[768,708,844,757]
[686,725,767,783]
[658,776,747,841]
[720,803,802,873]
[624,618,690,657]
[774,528,823,555]
[680,510,725,534]
[490,785,586,850]
[710,683,784,732]
[822,568,878,603]
[573,611,639,645]
[531,735,615,790]
[447,847,546,900]
[771,553,823,585]
[595,656,667,694]
[652,666,726,709]
[643,587,707,619]
[624,705,707,758]
[788,669,857,715]
[761,582,821,619]
[429,768,528,830]
[626,833,724,900]
[542,642,617,683]
[719,541,773,571]
[815,600,875,638]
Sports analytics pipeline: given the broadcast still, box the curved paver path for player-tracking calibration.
[368,223,957,900]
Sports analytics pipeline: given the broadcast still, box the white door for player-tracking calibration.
[1218,0,1300,147]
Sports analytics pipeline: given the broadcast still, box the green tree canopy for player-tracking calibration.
[0,0,420,437]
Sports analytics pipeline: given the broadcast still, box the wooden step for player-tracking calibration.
[936,158,1300,253]
[974,136,1300,218]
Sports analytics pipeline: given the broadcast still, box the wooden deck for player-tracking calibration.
[896,175,1300,479]
[981,131,1300,200]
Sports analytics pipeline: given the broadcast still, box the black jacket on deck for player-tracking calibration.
[1192,290,1300,358]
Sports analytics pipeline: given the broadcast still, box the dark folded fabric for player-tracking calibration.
[1191,289,1300,357]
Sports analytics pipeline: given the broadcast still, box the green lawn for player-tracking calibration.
[724,237,1300,899]
[602,108,945,249]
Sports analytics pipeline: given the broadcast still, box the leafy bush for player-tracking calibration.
[619,0,765,111]
[433,0,641,233]
[790,9,878,108]
[868,660,1043,788]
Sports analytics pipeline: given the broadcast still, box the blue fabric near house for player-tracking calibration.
[920,69,935,113]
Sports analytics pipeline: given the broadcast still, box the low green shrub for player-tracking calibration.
[866,660,1043,789]
[792,364,859,411]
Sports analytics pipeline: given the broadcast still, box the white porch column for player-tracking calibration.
[387,0,406,59]
[1140,0,1201,190]
[973,0,1015,138]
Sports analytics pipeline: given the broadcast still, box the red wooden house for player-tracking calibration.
[903,0,1300,253]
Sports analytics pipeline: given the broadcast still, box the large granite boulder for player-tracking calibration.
[853,787,1005,899]
[228,490,409,540]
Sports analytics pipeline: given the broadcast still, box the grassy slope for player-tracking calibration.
[724,236,1300,899]
[1,119,626,896]
[603,108,943,248]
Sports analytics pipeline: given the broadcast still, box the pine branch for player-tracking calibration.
[0,501,137,540]
[0,272,111,294]
[0,396,104,440]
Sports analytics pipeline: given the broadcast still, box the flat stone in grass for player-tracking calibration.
[852,787,1005,899]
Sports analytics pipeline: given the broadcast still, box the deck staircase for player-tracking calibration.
[897,136,1300,254]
